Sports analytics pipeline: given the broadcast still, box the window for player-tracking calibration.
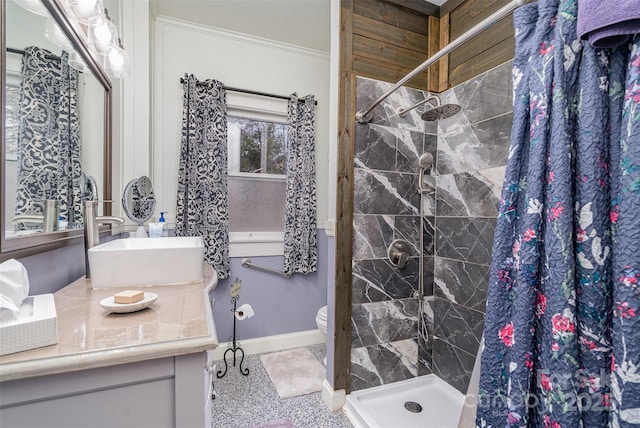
[228,117,287,175]
[227,114,288,256]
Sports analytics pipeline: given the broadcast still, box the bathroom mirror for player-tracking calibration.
[122,176,156,226]
[0,0,112,260]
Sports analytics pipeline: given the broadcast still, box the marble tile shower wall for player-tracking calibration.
[350,77,437,391]
[349,61,513,394]
[432,60,513,393]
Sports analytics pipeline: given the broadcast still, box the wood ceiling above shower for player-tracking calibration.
[346,0,516,91]
[351,0,441,91]
[447,0,515,86]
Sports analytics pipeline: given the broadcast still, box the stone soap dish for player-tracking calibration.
[100,292,158,313]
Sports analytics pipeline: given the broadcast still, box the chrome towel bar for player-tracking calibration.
[241,258,292,279]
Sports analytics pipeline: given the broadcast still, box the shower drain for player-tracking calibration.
[404,401,423,413]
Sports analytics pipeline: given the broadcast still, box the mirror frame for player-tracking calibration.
[0,0,112,261]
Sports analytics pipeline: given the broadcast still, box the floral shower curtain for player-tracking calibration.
[477,0,640,426]
[283,94,318,275]
[16,46,82,228]
[176,74,230,279]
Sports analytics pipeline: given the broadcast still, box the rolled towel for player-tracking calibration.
[577,0,640,48]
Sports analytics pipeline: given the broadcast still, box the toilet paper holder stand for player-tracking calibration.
[216,278,250,379]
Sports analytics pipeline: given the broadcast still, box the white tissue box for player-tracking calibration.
[0,294,58,356]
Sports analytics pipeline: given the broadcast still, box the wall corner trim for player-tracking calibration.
[321,379,346,411]
[324,220,336,237]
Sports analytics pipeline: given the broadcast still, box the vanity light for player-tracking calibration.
[45,18,73,49]
[87,12,117,55]
[68,50,88,72]
[64,0,102,24]
[104,40,130,79]
[16,0,131,79]
[14,0,50,16]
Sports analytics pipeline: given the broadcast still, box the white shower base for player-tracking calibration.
[343,374,465,428]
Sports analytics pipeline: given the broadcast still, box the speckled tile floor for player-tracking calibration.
[210,343,353,428]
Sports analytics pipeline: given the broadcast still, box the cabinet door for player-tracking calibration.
[0,378,175,428]
[0,358,175,427]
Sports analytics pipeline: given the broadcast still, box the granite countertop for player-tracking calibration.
[0,268,218,382]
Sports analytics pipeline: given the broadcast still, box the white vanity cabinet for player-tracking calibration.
[0,276,218,428]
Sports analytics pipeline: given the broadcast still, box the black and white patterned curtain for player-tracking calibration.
[15,47,82,229]
[176,74,230,279]
[283,94,318,275]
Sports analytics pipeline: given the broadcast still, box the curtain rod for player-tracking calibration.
[179,77,317,105]
[7,47,25,55]
[6,47,61,61]
[355,0,535,123]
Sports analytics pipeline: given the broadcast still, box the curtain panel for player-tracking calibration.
[283,94,318,275]
[477,0,640,426]
[15,47,82,229]
[176,74,230,279]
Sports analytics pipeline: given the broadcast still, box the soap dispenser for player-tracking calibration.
[159,212,168,237]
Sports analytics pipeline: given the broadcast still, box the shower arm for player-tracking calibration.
[397,95,440,118]
[355,0,535,124]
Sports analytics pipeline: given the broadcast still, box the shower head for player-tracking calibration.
[397,94,439,117]
[418,152,434,170]
[421,103,461,121]
[398,94,461,122]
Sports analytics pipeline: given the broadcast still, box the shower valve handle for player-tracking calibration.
[388,239,411,269]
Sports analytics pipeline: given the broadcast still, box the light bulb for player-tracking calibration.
[108,48,124,67]
[105,44,130,79]
[87,14,117,55]
[93,22,113,43]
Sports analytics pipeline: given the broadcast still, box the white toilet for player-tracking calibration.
[315,305,328,365]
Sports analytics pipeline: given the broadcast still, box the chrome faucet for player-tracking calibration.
[11,200,60,233]
[83,200,124,279]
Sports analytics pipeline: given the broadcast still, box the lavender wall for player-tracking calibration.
[15,234,123,295]
[211,230,331,343]
[17,242,86,295]
[324,234,337,387]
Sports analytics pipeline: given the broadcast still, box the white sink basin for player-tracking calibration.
[88,237,205,288]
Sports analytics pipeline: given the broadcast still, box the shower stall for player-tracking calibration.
[341,1,525,425]
[345,57,514,428]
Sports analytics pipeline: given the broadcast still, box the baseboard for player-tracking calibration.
[209,329,325,360]
[321,379,346,411]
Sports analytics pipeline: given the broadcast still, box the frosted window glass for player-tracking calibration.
[228,177,286,232]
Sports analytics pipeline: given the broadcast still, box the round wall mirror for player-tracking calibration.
[122,176,156,225]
